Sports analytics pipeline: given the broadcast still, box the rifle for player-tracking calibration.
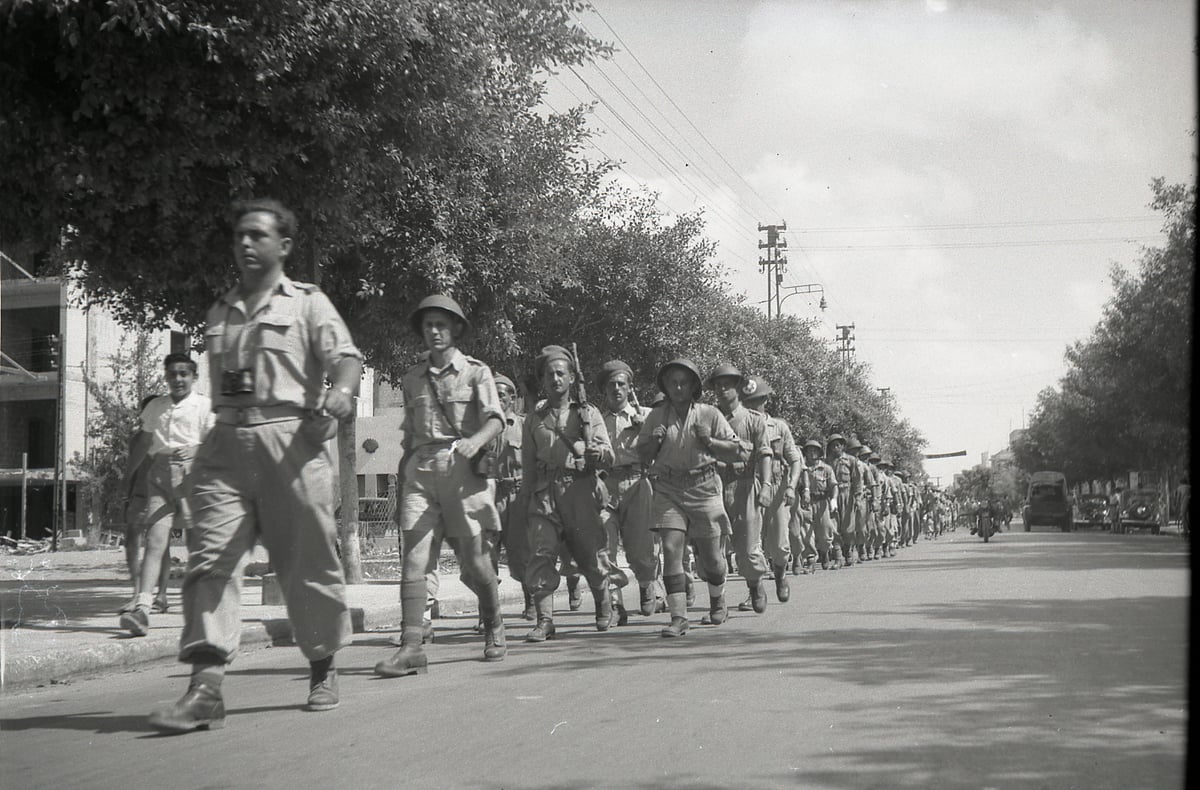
[570,343,593,469]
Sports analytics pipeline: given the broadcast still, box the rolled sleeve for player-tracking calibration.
[473,365,504,425]
[310,292,362,373]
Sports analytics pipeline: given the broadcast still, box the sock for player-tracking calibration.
[666,592,687,619]
[190,661,225,691]
[135,591,154,609]
[706,582,724,600]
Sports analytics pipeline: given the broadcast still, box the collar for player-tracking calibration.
[602,401,638,418]
[722,404,746,420]
[221,274,296,308]
[425,347,465,375]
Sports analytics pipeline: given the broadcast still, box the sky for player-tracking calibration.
[543,0,1197,485]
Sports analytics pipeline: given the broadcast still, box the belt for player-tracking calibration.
[656,465,717,486]
[153,446,199,462]
[215,405,307,426]
[837,482,851,489]
[608,463,644,478]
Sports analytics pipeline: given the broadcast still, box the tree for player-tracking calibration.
[70,333,162,545]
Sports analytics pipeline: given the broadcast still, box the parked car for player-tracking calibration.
[1117,488,1162,534]
[1023,471,1073,532]
[1073,494,1108,529]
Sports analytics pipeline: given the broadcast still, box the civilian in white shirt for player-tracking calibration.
[120,353,215,636]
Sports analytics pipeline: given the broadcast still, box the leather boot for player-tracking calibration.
[521,586,536,621]
[639,584,656,617]
[567,576,582,611]
[790,557,802,576]
[819,549,829,571]
[660,616,689,637]
[702,594,728,625]
[750,582,768,613]
[525,596,556,642]
[593,588,613,631]
[148,683,225,732]
[374,628,428,677]
[483,620,507,661]
[611,589,628,626]
[773,565,790,602]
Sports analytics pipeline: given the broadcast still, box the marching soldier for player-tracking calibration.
[741,376,801,603]
[868,453,889,557]
[895,470,911,547]
[855,444,881,562]
[597,360,660,622]
[375,294,507,679]
[521,346,620,641]
[637,358,743,636]
[493,374,533,619]
[827,434,861,567]
[803,439,838,570]
[708,364,773,613]
[788,448,815,575]
[846,439,870,564]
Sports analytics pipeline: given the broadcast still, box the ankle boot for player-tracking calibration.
[611,590,628,626]
[374,628,428,677]
[521,586,536,621]
[773,565,790,602]
[483,620,507,661]
[593,588,613,631]
[639,584,656,617]
[567,576,582,611]
[525,596,555,642]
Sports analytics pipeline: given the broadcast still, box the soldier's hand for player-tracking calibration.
[757,487,773,509]
[651,425,668,442]
[453,438,479,459]
[802,494,812,509]
[320,386,355,420]
[693,423,712,443]
[584,443,602,463]
[784,488,797,507]
[571,440,587,458]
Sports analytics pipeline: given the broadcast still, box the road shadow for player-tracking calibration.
[0,710,151,735]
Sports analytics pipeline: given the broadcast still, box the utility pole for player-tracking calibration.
[836,324,855,371]
[877,387,890,398]
[758,221,787,319]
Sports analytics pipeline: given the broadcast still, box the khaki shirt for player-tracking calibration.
[721,405,771,481]
[862,462,880,508]
[808,460,836,500]
[637,402,735,477]
[400,348,503,451]
[205,276,361,409]
[602,402,649,468]
[522,401,612,488]
[494,411,524,483]
[763,415,801,485]
[831,452,861,496]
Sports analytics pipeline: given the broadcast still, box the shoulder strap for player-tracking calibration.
[425,370,464,440]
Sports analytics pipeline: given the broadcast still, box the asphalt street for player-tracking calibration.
[0,527,1188,790]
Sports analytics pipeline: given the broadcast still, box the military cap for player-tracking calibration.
[803,439,824,453]
[657,358,703,399]
[741,375,774,401]
[856,444,872,458]
[596,359,634,390]
[409,294,470,336]
[826,433,845,446]
[705,362,743,388]
[534,345,574,381]
[493,373,516,392]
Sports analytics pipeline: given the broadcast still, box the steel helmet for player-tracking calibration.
[741,375,774,401]
[705,362,743,388]
[409,294,470,336]
[657,358,703,399]
[803,439,824,453]
[826,433,845,447]
[856,444,873,458]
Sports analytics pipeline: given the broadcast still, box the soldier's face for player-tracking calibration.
[543,359,573,397]
[421,310,460,353]
[233,211,291,280]
[804,448,821,465]
[605,373,631,409]
[712,376,741,408]
[662,369,695,406]
[829,442,844,457]
[164,362,196,400]
[496,383,515,412]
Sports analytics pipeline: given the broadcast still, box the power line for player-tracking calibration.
[797,215,1161,233]
[796,236,1159,251]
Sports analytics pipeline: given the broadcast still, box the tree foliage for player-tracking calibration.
[1014,178,1194,481]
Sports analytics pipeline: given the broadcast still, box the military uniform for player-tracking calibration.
[600,399,658,616]
[183,276,357,666]
[492,377,528,613]
[788,458,816,573]
[719,404,771,586]
[804,441,839,570]
[828,436,861,566]
[856,446,880,561]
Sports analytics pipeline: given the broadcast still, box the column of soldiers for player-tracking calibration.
[143,201,940,733]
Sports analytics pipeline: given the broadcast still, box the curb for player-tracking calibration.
[1,586,528,691]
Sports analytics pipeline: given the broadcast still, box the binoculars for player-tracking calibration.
[221,368,255,395]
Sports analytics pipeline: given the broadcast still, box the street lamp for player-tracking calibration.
[778,283,826,313]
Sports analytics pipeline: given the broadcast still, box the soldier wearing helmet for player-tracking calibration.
[741,376,801,605]
[855,443,881,561]
[375,294,508,679]
[846,438,869,564]
[597,360,661,622]
[492,373,533,619]
[707,363,773,614]
[803,439,838,570]
[637,358,742,637]
[827,433,861,567]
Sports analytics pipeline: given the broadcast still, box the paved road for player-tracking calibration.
[1,528,1188,789]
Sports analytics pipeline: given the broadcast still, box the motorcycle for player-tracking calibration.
[977,508,995,543]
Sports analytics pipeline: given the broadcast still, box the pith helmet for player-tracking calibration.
[657,358,703,399]
[741,375,774,401]
[409,294,470,336]
[705,362,743,388]
[597,359,634,390]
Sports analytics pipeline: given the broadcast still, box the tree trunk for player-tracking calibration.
[338,414,364,583]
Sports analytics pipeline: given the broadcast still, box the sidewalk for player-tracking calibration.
[0,546,532,691]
